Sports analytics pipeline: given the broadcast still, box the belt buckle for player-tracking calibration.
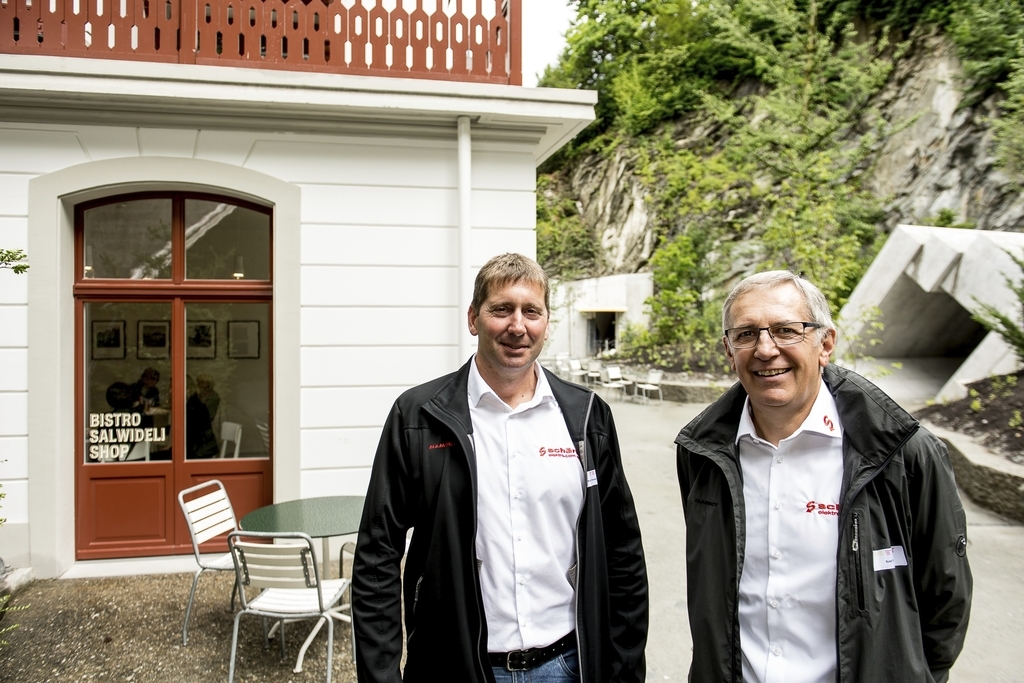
[506,651,529,672]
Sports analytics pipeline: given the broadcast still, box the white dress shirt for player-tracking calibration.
[736,380,845,683]
[469,359,584,652]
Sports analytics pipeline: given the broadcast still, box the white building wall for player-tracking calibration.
[0,120,537,570]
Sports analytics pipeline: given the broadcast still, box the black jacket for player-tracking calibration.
[353,360,648,683]
[675,364,972,683]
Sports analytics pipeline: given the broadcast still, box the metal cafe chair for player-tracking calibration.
[177,479,240,646]
[227,531,351,683]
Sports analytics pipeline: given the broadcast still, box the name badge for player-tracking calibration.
[872,545,907,571]
[586,469,598,488]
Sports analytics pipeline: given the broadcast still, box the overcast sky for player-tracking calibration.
[520,0,576,87]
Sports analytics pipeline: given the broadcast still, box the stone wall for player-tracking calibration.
[924,421,1024,524]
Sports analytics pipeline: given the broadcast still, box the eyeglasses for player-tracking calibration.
[724,322,821,349]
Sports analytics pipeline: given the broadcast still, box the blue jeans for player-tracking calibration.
[490,645,580,683]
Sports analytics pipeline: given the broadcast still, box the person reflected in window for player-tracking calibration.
[186,375,219,459]
[196,374,220,423]
[132,367,161,410]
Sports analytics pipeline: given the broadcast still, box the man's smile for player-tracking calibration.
[754,368,790,377]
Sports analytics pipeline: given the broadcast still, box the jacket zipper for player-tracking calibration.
[574,392,595,683]
[851,512,865,611]
[834,424,918,682]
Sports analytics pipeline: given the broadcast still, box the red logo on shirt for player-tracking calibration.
[823,415,835,432]
[538,446,577,458]
[428,441,454,450]
[805,501,840,515]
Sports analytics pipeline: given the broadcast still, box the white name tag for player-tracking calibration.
[586,469,598,488]
[872,545,907,571]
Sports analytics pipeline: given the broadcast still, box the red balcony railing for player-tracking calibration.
[0,0,521,85]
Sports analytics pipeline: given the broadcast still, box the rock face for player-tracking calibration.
[569,145,654,275]
[870,33,1024,232]
[562,32,1024,277]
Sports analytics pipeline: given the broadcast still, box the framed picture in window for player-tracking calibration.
[91,320,126,360]
[137,321,170,359]
[186,321,217,359]
[228,321,260,359]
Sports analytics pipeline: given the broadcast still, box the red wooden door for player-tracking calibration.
[74,193,274,559]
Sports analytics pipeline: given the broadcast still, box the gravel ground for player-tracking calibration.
[0,571,357,683]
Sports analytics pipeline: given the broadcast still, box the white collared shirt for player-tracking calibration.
[736,379,845,683]
[468,358,584,652]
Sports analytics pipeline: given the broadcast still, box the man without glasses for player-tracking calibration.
[353,252,648,683]
[675,270,972,683]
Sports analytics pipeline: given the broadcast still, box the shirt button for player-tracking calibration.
[772,646,781,656]
[773,502,781,510]
[770,600,779,609]
[772,550,781,559]
[777,455,784,463]
[517,534,523,541]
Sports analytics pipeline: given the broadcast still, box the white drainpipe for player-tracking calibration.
[458,115,473,364]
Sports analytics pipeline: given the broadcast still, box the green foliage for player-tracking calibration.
[706,0,892,311]
[0,594,28,647]
[1009,410,1023,429]
[0,249,28,275]
[993,44,1024,177]
[920,208,976,229]
[947,0,1024,101]
[535,174,598,281]
[973,249,1024,365]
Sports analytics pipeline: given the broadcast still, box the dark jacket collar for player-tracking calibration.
[677,364,919,467]
[425,358,597,444]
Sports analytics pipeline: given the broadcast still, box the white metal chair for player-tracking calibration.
[220,421,243,458]
[568,359,588,385]
[177,479,239,646]
[635,370,664,403]
[254,419,271,455]
[601,365,632,401]
[586,360,603,386]
[227,531,351,683]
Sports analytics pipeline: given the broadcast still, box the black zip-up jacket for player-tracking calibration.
[675,364,972,683]
[353,360,648,683]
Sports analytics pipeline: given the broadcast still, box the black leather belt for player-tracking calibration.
[487,632,576,672]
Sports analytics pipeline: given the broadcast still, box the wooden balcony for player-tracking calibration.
[0,0,521,85]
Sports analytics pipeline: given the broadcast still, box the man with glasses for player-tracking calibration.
[675,270,972,683]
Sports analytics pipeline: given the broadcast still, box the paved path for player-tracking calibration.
[607,396,1024,682]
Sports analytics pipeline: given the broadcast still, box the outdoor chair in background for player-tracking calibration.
[635,370,664,403]
[586,360,603,386]
[177,479,240,646]
[220,421,243,458]
[227,531,351,683]
[601,365,632,401]
[568,359,588,385]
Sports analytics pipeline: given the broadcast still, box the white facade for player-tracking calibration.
[0,55,595,576]
[546,273,653,360]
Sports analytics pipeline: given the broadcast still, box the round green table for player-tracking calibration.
[240,495,365,580]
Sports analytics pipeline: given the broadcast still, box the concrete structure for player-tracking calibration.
[837,225,1024,404]
[547,272,652,359]
[0,1,597,578]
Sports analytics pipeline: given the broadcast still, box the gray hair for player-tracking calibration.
[722,270,834,333]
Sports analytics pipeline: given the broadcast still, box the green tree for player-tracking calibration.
[0,249,28,274]
[974,249,1024,365]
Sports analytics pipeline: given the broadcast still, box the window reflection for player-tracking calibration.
[83,199,173,279]
[84,302,173,462]
[185,302,270,459]
[185,200,271,281]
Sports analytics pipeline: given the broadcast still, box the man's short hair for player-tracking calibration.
[722,270,835,334]
[471,253,550,313]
